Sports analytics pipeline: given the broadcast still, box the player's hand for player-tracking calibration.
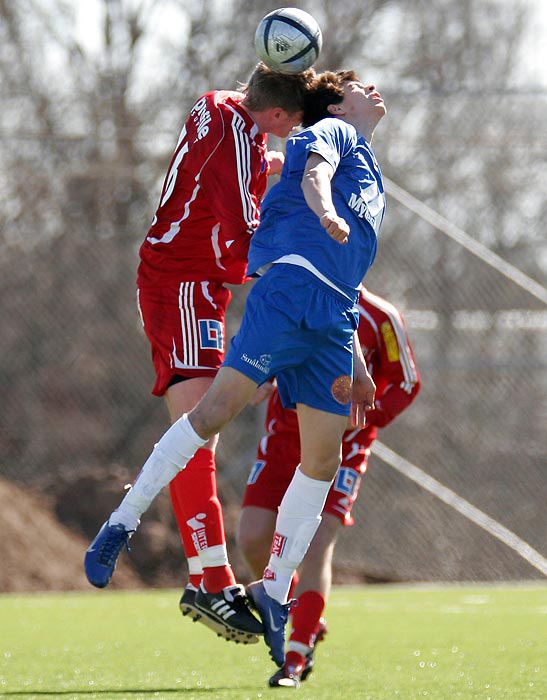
[248,381,275,407]
[350,374,375,427]
[320,212,350,244]
[266,150,285,176]
[350,402,366,429]
[350,354,375,428]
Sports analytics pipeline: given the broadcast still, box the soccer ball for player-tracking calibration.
[254,8,322,75]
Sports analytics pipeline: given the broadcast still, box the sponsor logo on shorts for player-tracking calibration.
[199,319,224,350]
[334,467,360,497]
[241,353,271,374]
[263,568,276,581]
[331,374,352,404]
[271,532,287,557]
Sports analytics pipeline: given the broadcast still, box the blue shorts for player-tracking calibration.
[223,264,359,416]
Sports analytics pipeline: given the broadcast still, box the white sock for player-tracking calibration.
[288,640,312,656]
[109,414,206,529]
[198,544,230,570]
[187,556,203,577]
[263,467,332,604]
[186,557,203,591]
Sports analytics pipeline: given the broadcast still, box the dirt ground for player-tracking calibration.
[0,468,250,594]
[0,475,142,592]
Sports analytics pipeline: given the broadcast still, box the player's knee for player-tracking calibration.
[189,404,229,439]
[302,454,342,481]
[190,384,249,438]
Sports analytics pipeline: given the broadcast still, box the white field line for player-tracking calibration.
[384,177,547,306]
[372,441,547,577]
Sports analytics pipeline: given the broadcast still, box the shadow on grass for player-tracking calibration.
[1,688,224,696]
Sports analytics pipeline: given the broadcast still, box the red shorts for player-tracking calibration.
[137,281,231,396]
[242,428,370,526]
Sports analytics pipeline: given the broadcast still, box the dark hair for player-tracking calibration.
[241,62,317,114]
[301,69,361,128]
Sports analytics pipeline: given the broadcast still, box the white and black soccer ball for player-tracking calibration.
[254,7,322,75]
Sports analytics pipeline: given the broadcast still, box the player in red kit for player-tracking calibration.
[99,64,316,641]
[237,288,421,685]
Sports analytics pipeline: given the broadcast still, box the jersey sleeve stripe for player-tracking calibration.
[357,306,381,347]
[360,294,419,386]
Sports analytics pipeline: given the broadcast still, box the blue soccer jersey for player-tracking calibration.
[247,117,385,300]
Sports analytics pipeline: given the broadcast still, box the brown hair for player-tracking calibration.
[302,69,361,128]
[241,62,317,114]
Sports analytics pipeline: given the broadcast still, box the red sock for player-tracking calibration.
[169,448,233,592]
[170,468,199,559]
[290,590,325,647]
[288,571,300,600]
[187,573,202,590]
[202,565,236,593]
[285,650,306,674]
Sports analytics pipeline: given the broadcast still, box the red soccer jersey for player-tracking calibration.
[138,91,269,288]
[263,288,421,449]
[353,288,421,442]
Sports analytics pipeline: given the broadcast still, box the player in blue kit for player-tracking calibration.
[248,77,385,300]
[84,70,387,669]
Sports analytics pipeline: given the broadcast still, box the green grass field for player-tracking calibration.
[0,584,545,700]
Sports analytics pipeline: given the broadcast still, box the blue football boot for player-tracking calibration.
[84,521,134,588]
[247,580,291,667]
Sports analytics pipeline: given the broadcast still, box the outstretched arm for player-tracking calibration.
[363,304,421,428]
[301,153,350,244]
